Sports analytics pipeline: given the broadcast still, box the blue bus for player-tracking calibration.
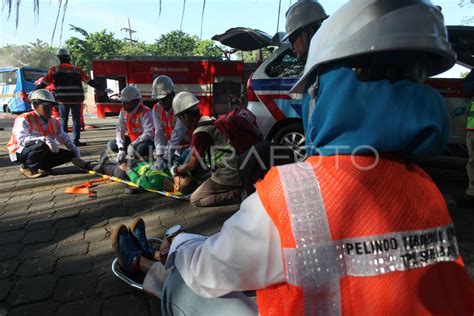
[0,67,48,114]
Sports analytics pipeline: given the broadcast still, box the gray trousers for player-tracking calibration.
[190,178,241,207]
[161,269,257,316]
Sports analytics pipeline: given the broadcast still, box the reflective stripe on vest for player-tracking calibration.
[256,157,474,316]
[157,106,175,141]
[467,101,474,131]
[125,105,150,142]
[53,65,84,103]
[6,112,57,154]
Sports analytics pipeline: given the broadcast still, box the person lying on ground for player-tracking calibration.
[7,89,80,179]
[72,153,196,194]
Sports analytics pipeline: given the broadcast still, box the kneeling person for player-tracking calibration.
[7,89,80,178]
[172,92,241,207]
[108,86,155,162]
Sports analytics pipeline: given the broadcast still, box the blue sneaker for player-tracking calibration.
[129,218,155,259]
[111,225,142,275]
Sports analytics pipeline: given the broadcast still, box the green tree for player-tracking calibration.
[459,0,473,25]
[0,45,28,67]
[3,0,68,44]
[65,25,122,72]
[193,39,222,57]
[240,49,273,63]
[151,30,198,56]
[0,40,57,68]
[118,41,151,56]
[25,40,58,68]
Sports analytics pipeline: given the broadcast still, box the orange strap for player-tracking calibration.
[65,177,109,198]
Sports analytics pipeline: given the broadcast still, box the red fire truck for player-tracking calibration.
[91,56,254,118]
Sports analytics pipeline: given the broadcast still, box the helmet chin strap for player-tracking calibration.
[300,30,312,60]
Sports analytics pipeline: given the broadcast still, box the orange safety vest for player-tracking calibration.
[7,112,58,155]
[153,103,192,146]
[255,155,474,316]
[125,104,151,142]
[155,104,175,141]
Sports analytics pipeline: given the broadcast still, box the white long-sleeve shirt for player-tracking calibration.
[152,103,189,161]
[165,193,285,298]
[116,105,154,148]
[9,111,80,161]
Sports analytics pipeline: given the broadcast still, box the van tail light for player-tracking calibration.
[247,74,259,102]
[21,91,30,103]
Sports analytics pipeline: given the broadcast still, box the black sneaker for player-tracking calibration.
[74,140,87,147]
[129,218,156,260]
[93,152,109,173]
[111,225,142,275]
[71,157,96,171]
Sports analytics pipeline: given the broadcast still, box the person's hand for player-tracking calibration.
[45,137,59,153]
[116,150,127,163]
[152,157,168,170]
[175,165,184,175]
[158,238,172,264]
[35,136,46,144]
[127,145,137,159]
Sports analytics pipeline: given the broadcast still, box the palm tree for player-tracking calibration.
[4,0,289,44]
[4,0,69,45]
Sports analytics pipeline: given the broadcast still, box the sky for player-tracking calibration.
[0,0,472,47]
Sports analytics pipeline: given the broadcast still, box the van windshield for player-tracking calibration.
[22,69,48,82]
[0,71,18,85]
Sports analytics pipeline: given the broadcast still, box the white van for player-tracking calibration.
[213,26,474,159]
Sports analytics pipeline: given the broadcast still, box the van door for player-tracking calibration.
[426,26,474,157]
[0,68,18,113]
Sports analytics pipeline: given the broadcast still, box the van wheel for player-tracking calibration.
[3,105,10,113]
[273,123,307,161]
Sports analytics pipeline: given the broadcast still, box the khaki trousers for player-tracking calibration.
[190,178,241,207]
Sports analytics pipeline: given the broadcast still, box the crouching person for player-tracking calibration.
[111,219,257,315]
[7,89,80,178]
[172,92,241,207]
[107,86,155,162]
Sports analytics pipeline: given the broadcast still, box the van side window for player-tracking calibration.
[265,48,305,78]
[22,70,47,83]
[0,71,18,85]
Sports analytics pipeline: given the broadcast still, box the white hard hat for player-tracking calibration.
[29,89,58,106]
[57,48,70,57]
[291,0,456,93]
[152,75,174,99]
[120,86,142,103]
[281,0,327,42]
[172,92,199,116]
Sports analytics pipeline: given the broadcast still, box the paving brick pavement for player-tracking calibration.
[0,115,472,315]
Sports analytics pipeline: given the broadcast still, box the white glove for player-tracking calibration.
[45,137,59,153]
[152,157,168,170]
[170,164,179,177]
[127,145,137,158]
[117,150,127,163]
[35,136,46,144]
